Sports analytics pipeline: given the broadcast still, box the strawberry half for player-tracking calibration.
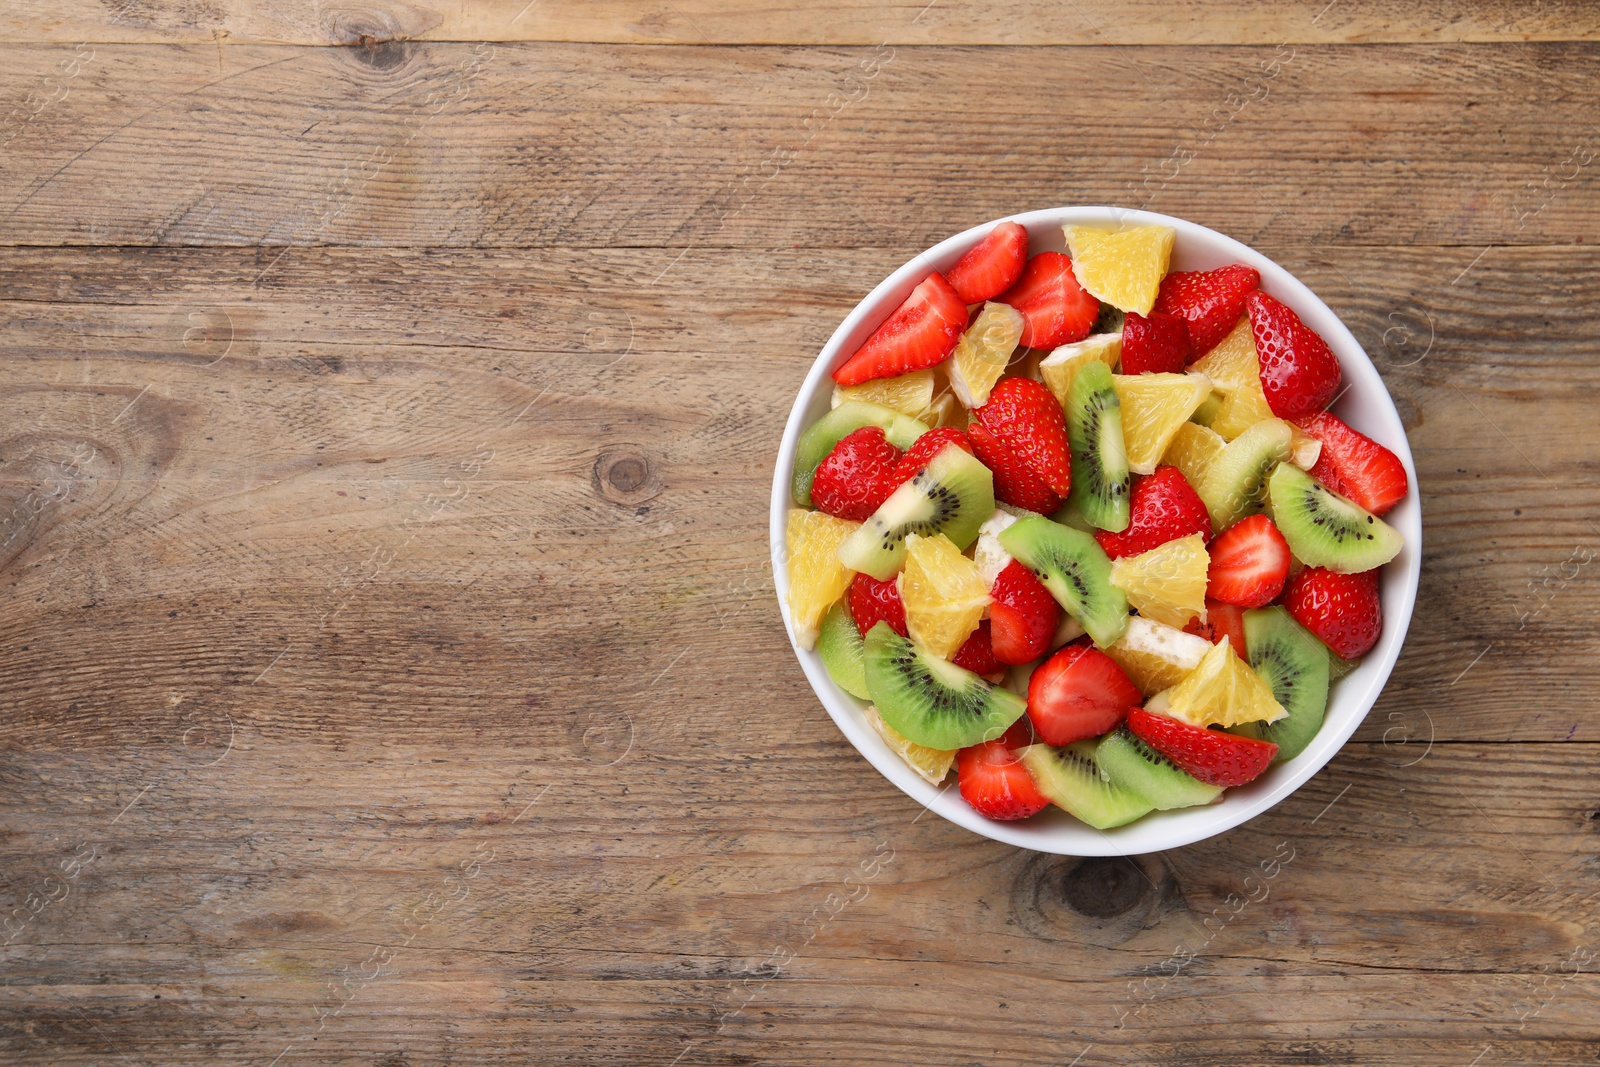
[849,572,907,637]
[1026,643,1142,746]
[967,419,1062,513]
[809,426,901,521]
[833,272,968,387]
[1207,514,1291,608]
[946,221,1029,305]
[888,426,973,489]
[1292,410,1408,516]
[1245,290,1342,418]
[1187,598,1248,659]
[975,377,1073,496]
[988,560,1063,666]
[952,620,1004,676]
[996,252,1100,350]
[1093,466,1211,559]
[1284,566,1382,659]
[1119,310,1192,374]
[957,738,1051,821]
[1127,707,1277,787]
[1154,264,1261,358]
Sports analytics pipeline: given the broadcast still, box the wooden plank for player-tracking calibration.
[2,42,1599,250]
[0,741,1596,1065]
[2,0,1599,46]
[0,241,1596,742]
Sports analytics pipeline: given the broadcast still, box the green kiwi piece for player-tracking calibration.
[999,514,1129,648]
[1019,739,1155,829]
[1096,725,1223,809]
[792,401,930,506]
[1064,360,1131,532]
[863,622,1026,749]
[1093,303,1126,335]
[837,444,994,581]
[1049,496,1098,533]
[1234,606,1328,761]
[1267,463,1403,573]
[1191,391,1224,428]
[1327,647,1358,680]
[1196,417,1294,531]
[817,602,870,700]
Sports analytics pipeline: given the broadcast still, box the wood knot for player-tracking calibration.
[322,8,416,70]
[593,448,660,507]
[1010,852,1179,947]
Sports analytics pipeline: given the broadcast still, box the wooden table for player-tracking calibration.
[2,3,1598,1063]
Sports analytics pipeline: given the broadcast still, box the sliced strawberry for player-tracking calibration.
[988,560,1064,666]
[1284,566,1382,659]
[833,272,968,387]
[1127,707,1277,787]
[999,715,1037,750]
[809,426,901,521]
[1118,310,1192,374]
[1026,643,1142,746]
[1292,410,1409,515]
[1207,514,1291,609]
[952,620,1003,676]
[967,419,1062,513]
[1245,290,1342,418]
[996,252,1100,350]
[1154,264,1260,358]
[1093,466,1211,559]
[888,426,973,488]
[957,738,1051,821]
[1186,598,1248,659]
[849,572,907,638]
[946,221,1029,305]
[975,377,1073,496]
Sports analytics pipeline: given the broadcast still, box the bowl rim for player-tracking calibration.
[770,206,1421,855]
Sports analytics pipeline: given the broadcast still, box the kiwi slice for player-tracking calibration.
[998,514,1129,648]
[792,401,930,506]
[1196,417,1293,531]
[1019,739,1154,829]
[1267,463,1403,573]
[863,622,1026,749]
[837,445,994,581]
[1093,303,1126,335]
[1191,391,1223,428]
[817,602,870,700]
[1064,360,1131,532]
[1096,726,1222,809]
[1233,606,1328,761]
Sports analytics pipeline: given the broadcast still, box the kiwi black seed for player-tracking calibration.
[863,622,1025,750]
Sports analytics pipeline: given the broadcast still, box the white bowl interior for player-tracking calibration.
[771,207,1422,856]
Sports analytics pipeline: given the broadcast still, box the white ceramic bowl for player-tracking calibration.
[770,207,1421,855]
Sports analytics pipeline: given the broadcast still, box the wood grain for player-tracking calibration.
[2,0,1599,45]
[2,11,1599,1067]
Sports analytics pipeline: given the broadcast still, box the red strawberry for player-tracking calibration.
[1207,514,1291,608]
[1026,643,1142,746]
[833,272,968,387]
[1093,466,1210,559]
[888,426,973,488]
[1284,566,1382,659]
[1118,311,1192,374]
[957,738,1051,821]
[849,572,907,637]
[999,715,1037,750]
[1154,264,1260,358]
[809,426,901,521]
[1245,290,1342,418]
[1187,598,1248,659]
[988,561,1064,666]
[967,420,1062,513]
[996,252,1100,350]
[1292,411,1408,515]
[952,621,1004,676]
[1127,707,1277,787]
[975,377,1073,496]
[946,221,1029,305]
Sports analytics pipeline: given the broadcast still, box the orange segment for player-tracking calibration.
[947,301,1025,408]
[899,532,989,660]
[785,508,859,650]
[1189,318,1274,439]
[832,368,936,417]
[1108,533,1210,630]
[1063,224,1176,315]
[1165,637,1287,728]
[866,704,956,784]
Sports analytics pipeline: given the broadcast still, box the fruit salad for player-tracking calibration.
[785,219,1409,830]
